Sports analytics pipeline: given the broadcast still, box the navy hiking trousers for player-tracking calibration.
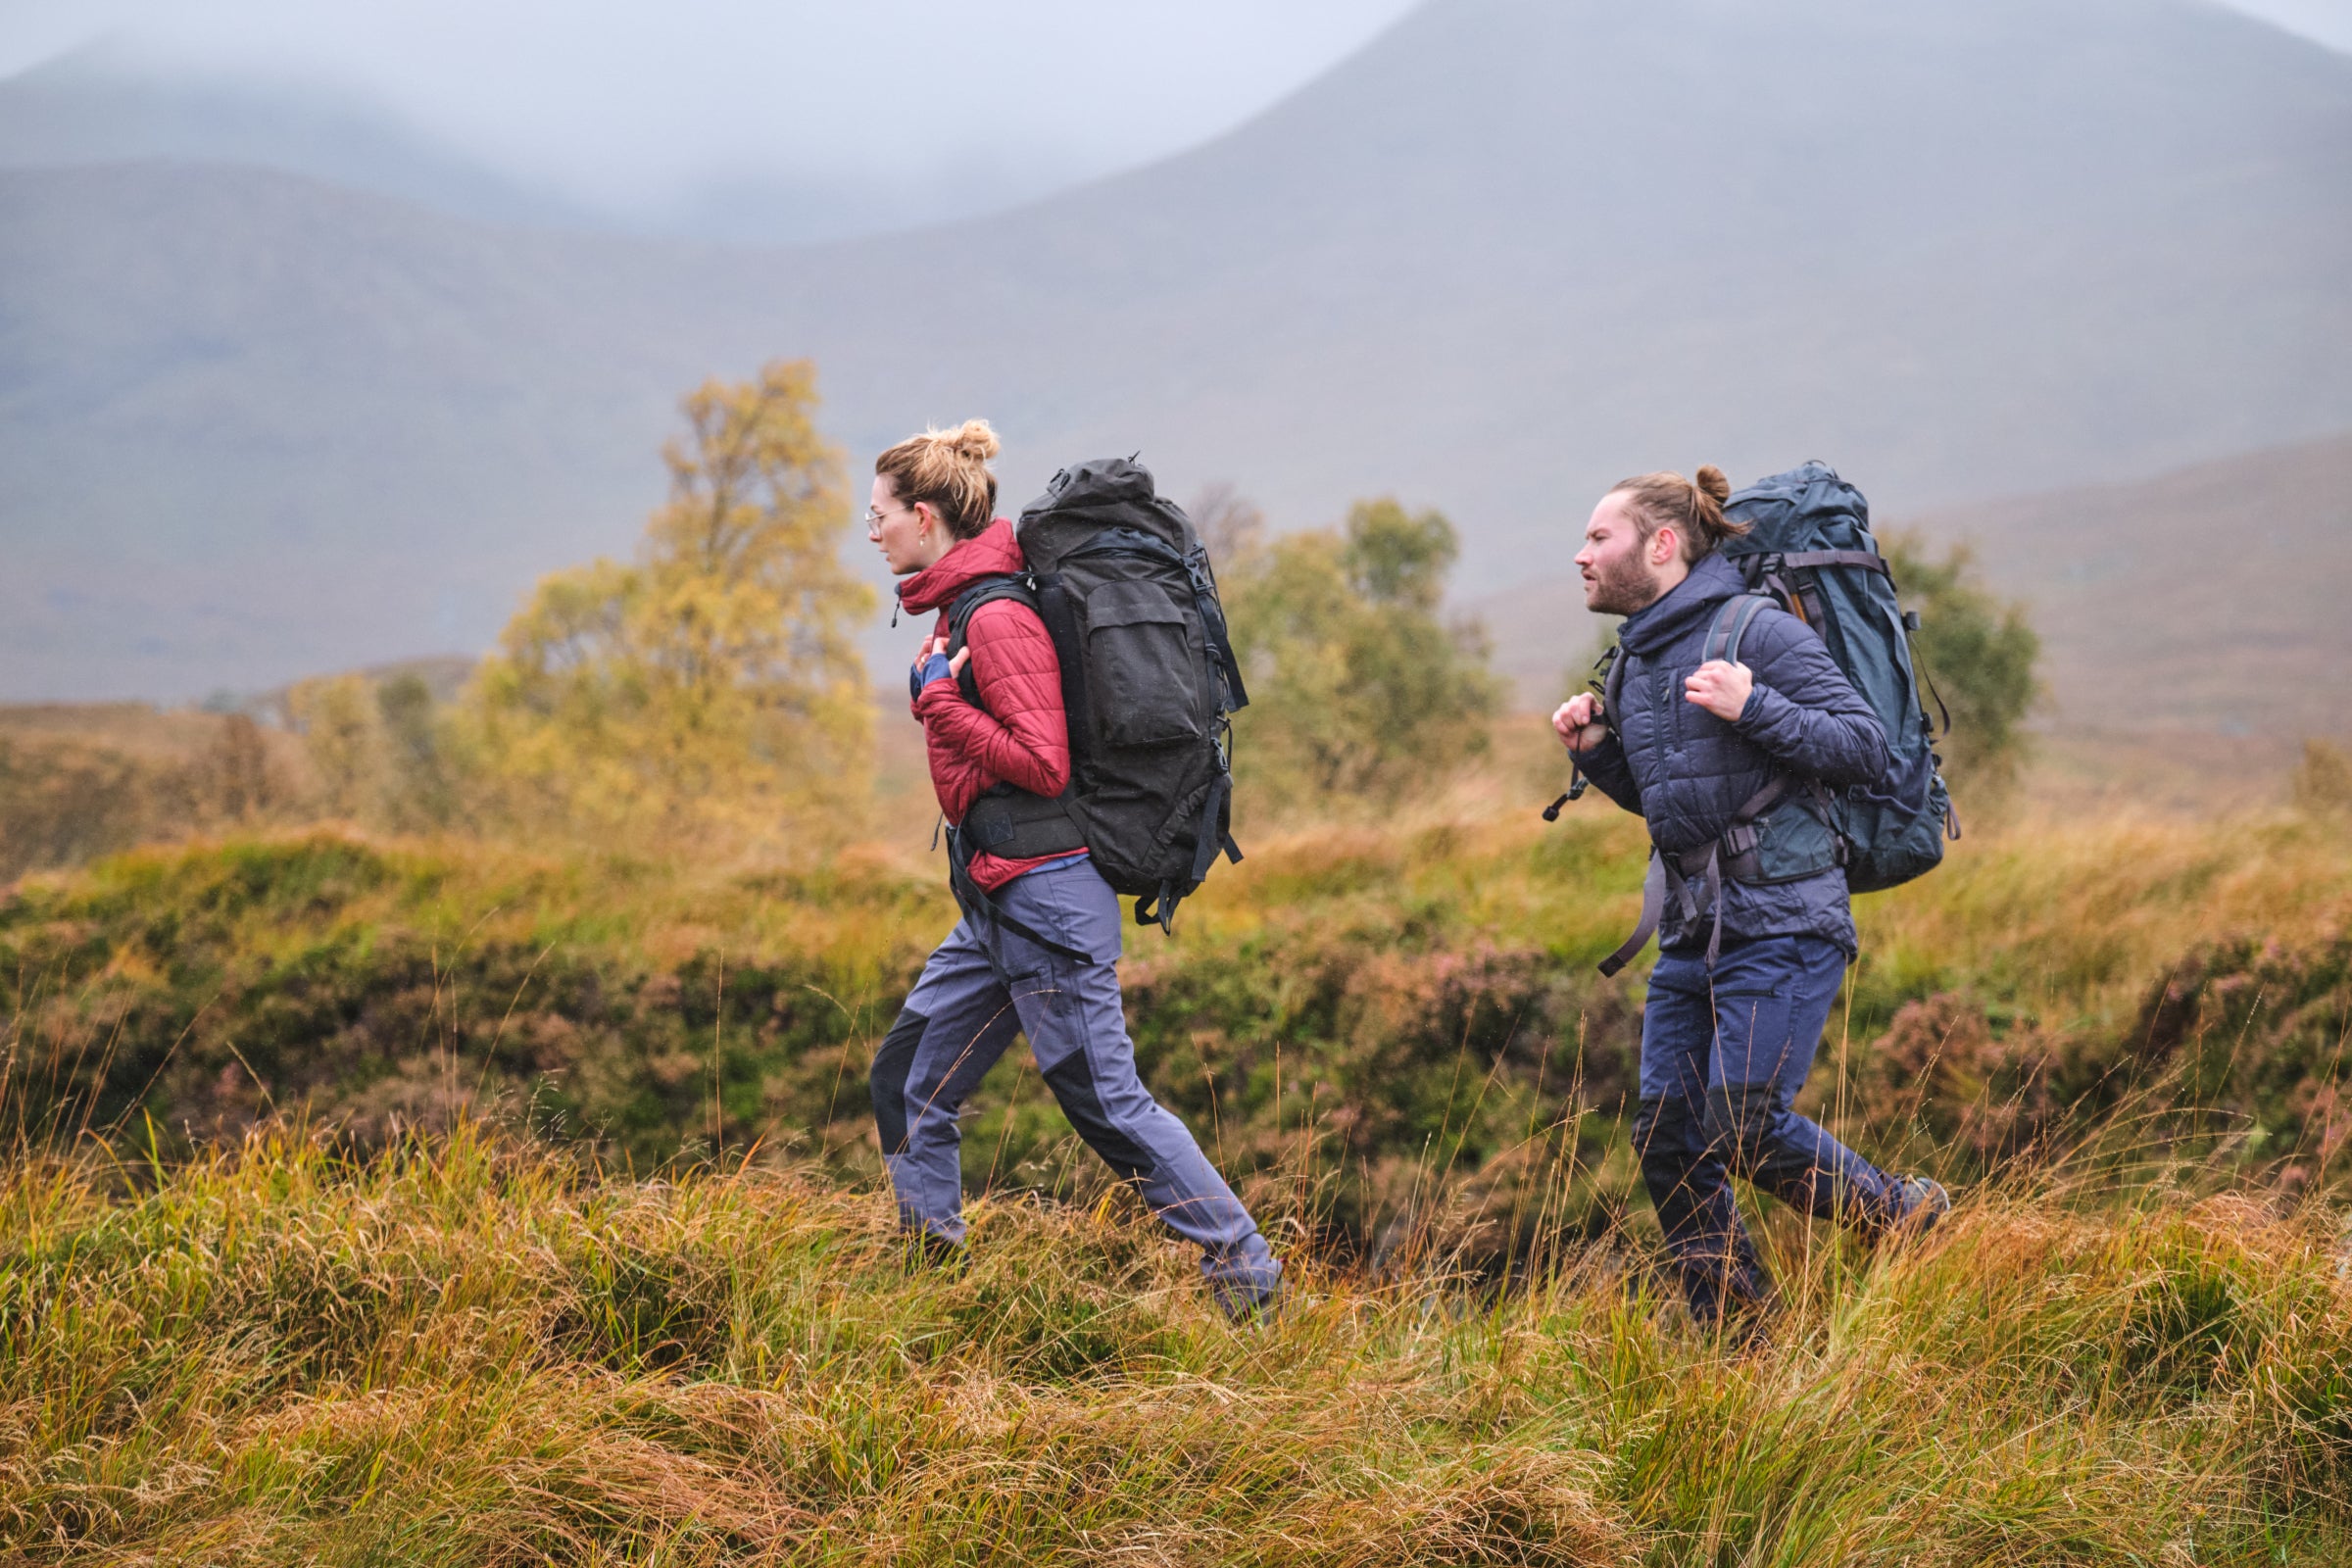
[1632,933,1905,1321]
[870,857,1281,1310]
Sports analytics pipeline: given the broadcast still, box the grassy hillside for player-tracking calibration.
[5,782,2352,1560]
[6,790,2348,1261]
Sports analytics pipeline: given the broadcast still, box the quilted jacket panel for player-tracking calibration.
[898,519,1079,893]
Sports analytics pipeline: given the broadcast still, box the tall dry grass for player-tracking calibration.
[1,1126,2349,1564]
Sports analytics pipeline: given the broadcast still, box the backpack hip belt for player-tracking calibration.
[961,783,1088,859]
[1596,771,1793,978]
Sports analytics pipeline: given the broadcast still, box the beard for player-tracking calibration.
[1583,548,1665,616]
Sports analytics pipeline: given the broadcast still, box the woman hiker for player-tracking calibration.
[862,420,1281,1315]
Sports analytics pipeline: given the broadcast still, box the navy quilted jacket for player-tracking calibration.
[1571,553,1888,956]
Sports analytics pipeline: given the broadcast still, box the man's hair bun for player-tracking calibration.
[1606,465,1751,564]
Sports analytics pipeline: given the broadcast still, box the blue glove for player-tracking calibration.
[911,651,954,698]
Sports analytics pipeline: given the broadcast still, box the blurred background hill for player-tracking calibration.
[3,0,2348,731]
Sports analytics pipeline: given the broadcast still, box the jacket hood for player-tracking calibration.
[897,517,1024,615]
[1617,551,1745,656]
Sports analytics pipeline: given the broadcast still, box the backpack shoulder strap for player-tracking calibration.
[1599,642,1629,729]
[1703,593,1776,667]
[946,574,1039,706]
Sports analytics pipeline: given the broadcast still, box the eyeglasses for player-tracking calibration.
[863,502,914,534]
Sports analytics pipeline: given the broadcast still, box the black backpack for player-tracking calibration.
[943,458,1248,941]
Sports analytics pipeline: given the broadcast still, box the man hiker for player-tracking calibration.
[1553,465,1948,1328]
[862,419,1281,1316]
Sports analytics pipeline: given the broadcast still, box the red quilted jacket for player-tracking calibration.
[899,519,1081,893]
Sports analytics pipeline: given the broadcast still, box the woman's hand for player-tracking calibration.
[913,637,971,694]
[1684,659,1753,722]
[1551,691,1609,752]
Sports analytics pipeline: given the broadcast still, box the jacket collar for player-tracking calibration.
[896,517,1024,616]
[1617,551,1745,655]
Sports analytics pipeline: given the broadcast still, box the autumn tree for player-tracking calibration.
[1222,497,1501,808]
[288,674,385,820]
[2292,739,2352,815]
[466,361,875,849]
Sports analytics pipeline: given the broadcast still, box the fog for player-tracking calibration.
[6,0,2333,241]
[0,0,1423,234]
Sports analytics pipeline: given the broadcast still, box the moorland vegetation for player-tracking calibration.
[5,365,2352,1562]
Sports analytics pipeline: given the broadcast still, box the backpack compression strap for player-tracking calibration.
[1597,852,1667,978]
[943,824,1090,964]
[1732,546,1890,635]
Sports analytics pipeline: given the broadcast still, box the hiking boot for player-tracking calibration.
[1720,1300,1782,1359]
[898,1230,967,1276]
[1211,1275,1284,1325]
[1886,1175,1951,1240]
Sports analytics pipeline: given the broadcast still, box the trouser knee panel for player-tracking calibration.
[1042,1050,1156,1182]
[1634,1095,1704,1166]
[869,1008,928,1154]
[1704,1082,1787,1170]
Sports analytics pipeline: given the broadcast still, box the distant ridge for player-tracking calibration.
[0,47,596,231]
[1908,429,2352,743]
[3,0,2348,700]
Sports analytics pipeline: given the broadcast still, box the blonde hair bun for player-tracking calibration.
[875,417,1002,541]
[947,418,1000,464]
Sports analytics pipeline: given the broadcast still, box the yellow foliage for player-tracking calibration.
[2292,738,2352,815]
[1223,498,1501,809]
[285,673,384,819]
[466,362,875,856]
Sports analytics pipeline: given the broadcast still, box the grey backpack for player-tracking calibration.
[1554,462,1957,975]
[945,458,1247,937]
[1719,462,1956,894]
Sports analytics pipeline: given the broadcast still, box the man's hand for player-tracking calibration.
[1551,691,1609,752]
[1685,660,1753,722]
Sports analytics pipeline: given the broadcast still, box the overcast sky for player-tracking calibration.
[1,0,2345,230]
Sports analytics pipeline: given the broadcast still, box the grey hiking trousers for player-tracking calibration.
[870,857,1281,1308]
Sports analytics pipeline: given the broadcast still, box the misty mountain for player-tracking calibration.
[0,48,596,232]
[3,0,2348,704]
[0,46,1095,248]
